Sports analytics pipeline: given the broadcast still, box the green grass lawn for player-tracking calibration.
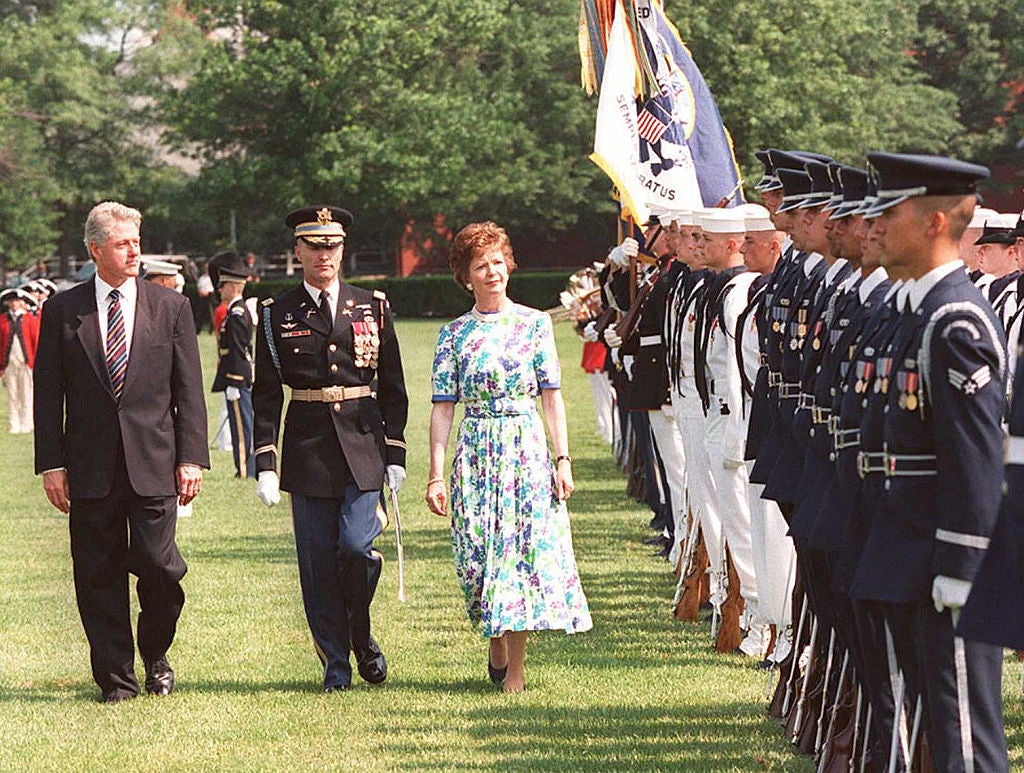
[0,317,1019,771]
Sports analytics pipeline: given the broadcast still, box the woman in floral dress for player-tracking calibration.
[425,222,592,693]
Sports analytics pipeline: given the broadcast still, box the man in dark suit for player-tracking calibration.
[33,201,209,703]
[253,205,408,692]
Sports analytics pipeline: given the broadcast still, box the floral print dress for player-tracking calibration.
[432,303,592,638]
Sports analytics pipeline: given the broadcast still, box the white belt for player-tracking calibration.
[639,335,662,347]
[1005,434,1024,465]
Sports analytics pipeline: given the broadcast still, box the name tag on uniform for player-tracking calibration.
[281,329,311,338]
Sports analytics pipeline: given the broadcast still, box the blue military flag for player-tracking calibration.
[636,0,743,207]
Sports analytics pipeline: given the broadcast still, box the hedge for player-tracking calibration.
[187,271,574,319]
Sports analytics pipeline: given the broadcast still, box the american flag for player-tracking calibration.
[637,100,670,144]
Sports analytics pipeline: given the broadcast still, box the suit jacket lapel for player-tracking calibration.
[75,278,117,400]
[122,278,149,397]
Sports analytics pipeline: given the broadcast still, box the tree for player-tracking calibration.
[0,0,195,267]
[668,0,962,188]
[161,0,612,258]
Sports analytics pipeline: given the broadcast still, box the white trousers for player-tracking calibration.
[587,371,617,446]
[671,398,724,572]
[648,406,687,562]
[747,479,796,626]
[706,408,758,610]
[2,359,33,434]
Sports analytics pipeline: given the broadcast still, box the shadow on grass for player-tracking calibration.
[187,533,296,564]
[386,700,807,772]
[0,677,322,703]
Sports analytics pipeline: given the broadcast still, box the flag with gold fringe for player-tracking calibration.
[580,0,743,215]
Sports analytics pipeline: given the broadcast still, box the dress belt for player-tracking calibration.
[779,382,801,399]
[291,385,372,403]
[464,397,536,417]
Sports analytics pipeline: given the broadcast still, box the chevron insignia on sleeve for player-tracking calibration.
[948,365,992,395]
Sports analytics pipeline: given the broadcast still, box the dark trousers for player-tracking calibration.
[880,600,1008,773]
[69,451,185,696]
[915,603,1008,773]
[291,487,383,689]
[226,390,255,479]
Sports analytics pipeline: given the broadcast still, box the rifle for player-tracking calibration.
[714,549,744,653]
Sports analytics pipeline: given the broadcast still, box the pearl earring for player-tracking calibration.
[465,283,473,291]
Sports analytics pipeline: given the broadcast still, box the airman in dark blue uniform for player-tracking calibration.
[849,153,1008,773]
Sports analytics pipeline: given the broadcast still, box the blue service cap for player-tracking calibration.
[822,163,845,213]
[754,149,782,192]
[829,166,870,220]
[776,167,814,213]
[862,152,989,218]
[798,160,835,209]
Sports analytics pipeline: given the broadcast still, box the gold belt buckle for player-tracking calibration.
[321,385,346,401]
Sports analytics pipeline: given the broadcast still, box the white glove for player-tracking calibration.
[385,464,406,493]
[603,328,623,348]
[225,386,241,401]
[582,321,599,342]
[608,237,640,267]
[256,471,281,507]
[622,354,634,379]
[931,575,972,613]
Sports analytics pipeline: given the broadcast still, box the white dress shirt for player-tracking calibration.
[95,275,138,361]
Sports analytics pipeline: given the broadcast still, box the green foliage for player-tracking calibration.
[671,0,963,188]
[914,0,1024,164]
[163,0,607,252]
[2,0,1021,267]
[0,0,197,265]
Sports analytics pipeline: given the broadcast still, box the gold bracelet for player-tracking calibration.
[427,478,446,487]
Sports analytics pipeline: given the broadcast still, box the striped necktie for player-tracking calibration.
[105,289,128,399]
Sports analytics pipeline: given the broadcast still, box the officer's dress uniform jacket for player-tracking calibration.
[750,251,820,486]
[958,335,1024,649]
[212,296,254,391]
[623,259,684,410]
[253,282,407,494]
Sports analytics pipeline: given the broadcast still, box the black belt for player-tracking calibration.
[812,405,831,425]
[779,383,801,399]
[857,449,937,478]
[833,427,860,451]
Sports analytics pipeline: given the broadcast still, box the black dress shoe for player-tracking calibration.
[144,657,175,696]
[354,637,388,685]
[101,689,137,704]
[487,661,508,684]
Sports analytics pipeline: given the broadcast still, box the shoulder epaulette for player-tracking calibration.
[261,297,274,307]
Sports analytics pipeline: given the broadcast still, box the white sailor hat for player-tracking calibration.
[699,209,747,234]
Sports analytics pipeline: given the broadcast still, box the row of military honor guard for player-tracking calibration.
[576,149,1023,772]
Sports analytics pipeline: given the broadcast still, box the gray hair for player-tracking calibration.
[83,201,143,252]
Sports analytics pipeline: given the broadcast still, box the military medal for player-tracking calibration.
[905,372,919,411]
